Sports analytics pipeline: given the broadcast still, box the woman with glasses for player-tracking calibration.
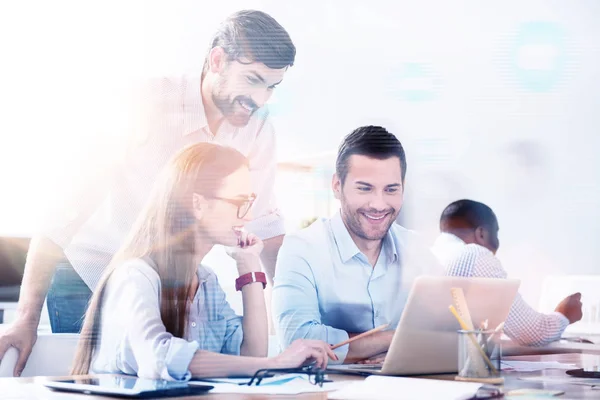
[71,143,337,380]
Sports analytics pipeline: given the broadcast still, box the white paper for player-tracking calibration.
[328,376,483,400]
[501,360,576,372]
[189,374,350,395]
[193,373,307,385]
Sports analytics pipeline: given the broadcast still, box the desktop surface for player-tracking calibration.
[4,354,600,399]
[502,338,600,357]
[562,332,600,344]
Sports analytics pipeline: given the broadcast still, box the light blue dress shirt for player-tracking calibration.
[272,211,442,362]
[91,258,243,381]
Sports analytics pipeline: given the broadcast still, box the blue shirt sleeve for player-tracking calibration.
[206,273,244,355]
[272,237,350,362]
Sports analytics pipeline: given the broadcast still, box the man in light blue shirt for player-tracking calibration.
[272,126,442,364]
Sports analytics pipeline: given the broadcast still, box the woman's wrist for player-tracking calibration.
[264,355,280,370]
[235,256,262,275]
[236,271,267,291]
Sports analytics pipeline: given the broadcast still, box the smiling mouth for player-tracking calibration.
[237,99,256,113]
[362,212,390,221]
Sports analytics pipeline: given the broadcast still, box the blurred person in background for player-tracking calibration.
[432,199,583,346]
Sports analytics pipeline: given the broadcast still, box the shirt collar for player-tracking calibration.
[431,232,466,265]
[183,76,209,135]
[383,229,399,264]
[196,265,212,283]
[331,210,399,264]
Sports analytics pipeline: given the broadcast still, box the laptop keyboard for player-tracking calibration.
[344,364,383,370]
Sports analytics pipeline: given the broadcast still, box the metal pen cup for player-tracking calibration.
[456,329,503,384]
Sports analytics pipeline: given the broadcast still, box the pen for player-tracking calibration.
[330,324,389,350]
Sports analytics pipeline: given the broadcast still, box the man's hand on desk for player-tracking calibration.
[344,330,394,364]
[555,292,583,324]
[356,352,387,365]
[0,317,38,377]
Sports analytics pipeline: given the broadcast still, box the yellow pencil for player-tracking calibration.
[331,324,389,350]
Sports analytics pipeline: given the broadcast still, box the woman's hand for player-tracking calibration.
[226,232,263,275]
[270,339,339,370]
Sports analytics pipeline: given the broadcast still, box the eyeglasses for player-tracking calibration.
[246,366,330,387]
[210,193,256,219]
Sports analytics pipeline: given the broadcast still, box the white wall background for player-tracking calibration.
[1,0,600,308]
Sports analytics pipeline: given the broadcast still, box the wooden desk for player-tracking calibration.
[2,354,600,399]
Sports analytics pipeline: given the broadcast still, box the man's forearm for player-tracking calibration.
[17,236,65,323]
[345,330,395,364]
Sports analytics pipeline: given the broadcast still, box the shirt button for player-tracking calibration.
[191,322,197,327]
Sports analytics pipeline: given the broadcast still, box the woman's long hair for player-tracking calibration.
[71,143,248,374]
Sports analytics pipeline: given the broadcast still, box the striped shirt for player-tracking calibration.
[91,259,242,381]
[432,233,569,346]
[42,76,284,290]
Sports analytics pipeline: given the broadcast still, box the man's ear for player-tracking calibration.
[332,174,342,200]
[475,226,497,253]
[474,226,487,247]
[192,193,206,220]
[208,46,228,74]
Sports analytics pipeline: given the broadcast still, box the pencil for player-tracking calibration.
[330,324,389,350]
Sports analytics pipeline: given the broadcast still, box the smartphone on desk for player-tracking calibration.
[566,368,600,378]
[561,337,595,344]
[43,375,213,398]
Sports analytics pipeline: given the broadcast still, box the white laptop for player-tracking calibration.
[328,276,520,376]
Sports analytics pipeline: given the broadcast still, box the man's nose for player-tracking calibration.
[367,191,387,210]
[250,89,272,109]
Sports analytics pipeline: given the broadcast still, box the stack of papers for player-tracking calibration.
[328,376,485,400]
[189,374,349,395]
[501,360,576,372]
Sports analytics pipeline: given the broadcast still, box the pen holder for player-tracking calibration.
[456,329,503,384]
